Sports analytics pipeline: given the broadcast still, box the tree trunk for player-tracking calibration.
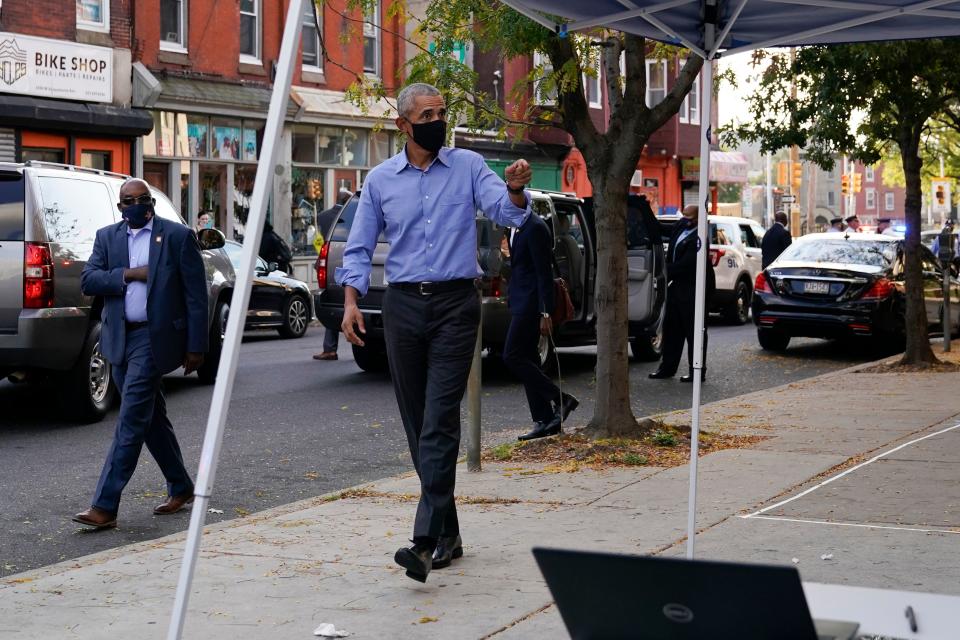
[899,131,939,365]
[582,171,642,438]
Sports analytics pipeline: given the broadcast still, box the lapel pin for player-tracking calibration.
[156,236,163,243]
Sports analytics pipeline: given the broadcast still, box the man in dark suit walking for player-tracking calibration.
[650,205,715,382]
[73,178,208,529]
[761,212,792,268]
[503,214,578,442]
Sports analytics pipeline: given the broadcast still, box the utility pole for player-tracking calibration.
[765,153,773,228]
[789,48,801,235]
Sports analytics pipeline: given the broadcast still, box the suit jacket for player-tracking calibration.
[761,222,792,268]
[507,214,555,317]
[666,221,716,304]
[81,216,209,375]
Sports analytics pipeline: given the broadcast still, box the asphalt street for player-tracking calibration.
[0,321,891,577]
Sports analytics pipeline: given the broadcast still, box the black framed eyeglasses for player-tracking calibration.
[120,193,154,206]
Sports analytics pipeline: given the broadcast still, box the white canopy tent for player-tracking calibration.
[500,0,960,562]
[167,0,960,637]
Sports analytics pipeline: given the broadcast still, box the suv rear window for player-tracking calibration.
[37,176,114,244]
[0,173,25,241]
[329,196,385,242]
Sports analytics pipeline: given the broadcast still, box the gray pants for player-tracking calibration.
[382,285,480,544]
[323,327,339,353]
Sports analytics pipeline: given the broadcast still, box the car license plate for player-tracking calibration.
[803,281,831,294]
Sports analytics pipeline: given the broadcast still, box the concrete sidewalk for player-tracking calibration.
[3,353,960,639]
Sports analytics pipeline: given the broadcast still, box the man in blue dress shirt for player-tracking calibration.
[337,82,531,582]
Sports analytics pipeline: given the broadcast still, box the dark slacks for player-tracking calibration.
[502,313,560,423]
[92,326,193,514]
[382,286,480,544]
[659,290,709,377]
[322,326,339,353]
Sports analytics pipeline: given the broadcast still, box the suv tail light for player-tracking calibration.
[315,239,330,290]
[755,272,772,294]
[709,247,725,267]
[482,275,503,299]
[24,242,54,308]
[860,277,894,300]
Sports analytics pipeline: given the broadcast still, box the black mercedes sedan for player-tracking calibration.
[752,233,960,351]
[223,241,313,339]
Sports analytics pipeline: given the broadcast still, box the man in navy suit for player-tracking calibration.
[503,214,578,441]
[761,211,792,268]
[650,205,716,382]
[73,178,208,529]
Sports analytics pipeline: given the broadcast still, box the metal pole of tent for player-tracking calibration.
[686,15,715,561]
[166,0,305,637]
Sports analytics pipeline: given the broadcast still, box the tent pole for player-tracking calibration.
[166,0,305,637]
[686,10,715,561]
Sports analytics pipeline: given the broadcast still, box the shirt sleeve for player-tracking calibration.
[335,181,383,298]
[472,154,530,228]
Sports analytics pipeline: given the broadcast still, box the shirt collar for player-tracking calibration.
[127,218,155,236]
[393,145,451,174]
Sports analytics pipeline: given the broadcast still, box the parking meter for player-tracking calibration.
[939,225,956,352]
[938,226,956,266]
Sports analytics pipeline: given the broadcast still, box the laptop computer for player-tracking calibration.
[532,547,859,640]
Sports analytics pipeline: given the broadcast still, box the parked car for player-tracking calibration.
[221,241,313,338]
[658,214,766,324]
[314,189,666,372]
[0,162,234,423]
[752,232,960,351]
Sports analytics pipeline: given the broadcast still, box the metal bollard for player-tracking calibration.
[467,299,483,472]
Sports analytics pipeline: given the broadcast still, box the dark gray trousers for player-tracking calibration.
[382,285,480,544]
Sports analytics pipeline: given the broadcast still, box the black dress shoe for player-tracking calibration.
[680,371,706,383]
[518,419,561,441]
[394,543,434,583]
[648,370,674,379]
[555,393,579,423]
[432,534,463,569]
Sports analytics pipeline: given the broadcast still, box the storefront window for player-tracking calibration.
[291,166,326,256]
[200,164,227,231]
[318,127,343,164]
[243,121,264,161]
[211,118,242,160]
[179,162,191,224]
[22,148,65,163]
[344,128,368,167]
[81,151,111,171]
[144,111,176,157]
[233,165,257,242]
[292,125,316,163]
[369,130,392,166]
[183,115,208,157]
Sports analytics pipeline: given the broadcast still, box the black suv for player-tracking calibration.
[313,189,666,372]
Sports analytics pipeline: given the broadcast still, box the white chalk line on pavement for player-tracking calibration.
[742,422,960,519]
[745,515,960,536]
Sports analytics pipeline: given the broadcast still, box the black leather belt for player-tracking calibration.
[389,279,477,296]
[126,321,149,331]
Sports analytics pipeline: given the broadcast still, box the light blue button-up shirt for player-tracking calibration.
[335,147,530,297]
[124,218,153,322]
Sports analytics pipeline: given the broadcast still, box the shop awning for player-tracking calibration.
[710,150,748,183]
[134,65,277,117]
[0,94,153,136]
[289,86,396,126]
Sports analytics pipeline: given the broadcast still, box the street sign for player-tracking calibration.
[781,194,797,203]
[932,178,952,215]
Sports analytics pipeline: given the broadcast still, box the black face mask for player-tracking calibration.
[122,203,153,229]
[408,119,446,153]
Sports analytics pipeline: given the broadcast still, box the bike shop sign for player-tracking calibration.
[0,32,112,103]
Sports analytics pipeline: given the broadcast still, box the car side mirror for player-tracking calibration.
[267,261,279,273]
[198,228,226,250]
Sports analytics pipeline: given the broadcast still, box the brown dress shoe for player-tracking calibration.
[312,351,338,361]
[72,507,117,530]
[153,493,195,515]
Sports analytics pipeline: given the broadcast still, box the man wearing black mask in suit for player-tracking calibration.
[649,205,715,382]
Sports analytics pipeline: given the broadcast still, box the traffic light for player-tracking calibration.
[791,162,802,190]
[308,178,322,200]
[853,173,862,193]
[777,161,789,187]
[841,174,850,196]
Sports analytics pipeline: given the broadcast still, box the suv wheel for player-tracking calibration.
[724,280,752,325]
[757,328,790,351]
[352,339,389,373]
[62,322,116,423]
[198,300,229,384]
[278,295,309,339]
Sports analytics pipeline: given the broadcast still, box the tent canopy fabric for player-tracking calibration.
[503,0,960,58]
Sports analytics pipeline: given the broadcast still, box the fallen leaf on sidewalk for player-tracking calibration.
[417,616,439,624]
[5,577,34,584]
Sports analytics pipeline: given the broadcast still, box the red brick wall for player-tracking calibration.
[132,0,403,93]
[1,0,131,47]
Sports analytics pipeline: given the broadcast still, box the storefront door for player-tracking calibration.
[75,137,130,174]
[200,164,228,233]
